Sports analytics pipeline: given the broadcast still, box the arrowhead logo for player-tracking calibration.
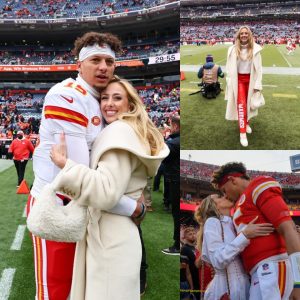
[91,116,101,126]
[61,95,74,103]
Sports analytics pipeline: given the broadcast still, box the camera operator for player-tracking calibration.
[197,54,224,99]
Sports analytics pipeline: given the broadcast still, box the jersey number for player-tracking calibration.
[64,82,87,95]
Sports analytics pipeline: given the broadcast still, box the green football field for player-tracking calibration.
[0,160,178,299]
[181,44,300,67]
[181,45,300,150]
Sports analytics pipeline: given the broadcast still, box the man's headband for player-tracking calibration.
[78,43,116,61]
[218,172,244,189]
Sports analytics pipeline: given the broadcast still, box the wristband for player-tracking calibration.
[135,203,146,220]
[289,252,300,288]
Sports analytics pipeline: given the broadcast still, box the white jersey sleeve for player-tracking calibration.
[31,78,92,197]
[41,78,89,138]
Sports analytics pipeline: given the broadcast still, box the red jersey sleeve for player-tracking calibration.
[255,185,291,228]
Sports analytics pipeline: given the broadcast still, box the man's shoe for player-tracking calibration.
[140,282,147,296]
[146,206,154,212]
[161,246,180,255]
[246,125,252,134]
[240,133,248,147]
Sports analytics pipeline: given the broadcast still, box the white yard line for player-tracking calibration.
[278,48,292,67]
[0,268,16,300]
[10,225,26,251]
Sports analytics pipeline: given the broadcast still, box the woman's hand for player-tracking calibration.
[242,216,274,239]
[50,132,68,169]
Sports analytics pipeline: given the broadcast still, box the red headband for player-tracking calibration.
[218,172,244,189]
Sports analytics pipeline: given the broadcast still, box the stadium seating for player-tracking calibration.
[180,159,300,188]
[181,20,300,44]
[0,83,179,139]
[0,42,179,65]
[0,0,173,19]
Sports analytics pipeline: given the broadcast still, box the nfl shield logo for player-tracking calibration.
[262,263,269,270]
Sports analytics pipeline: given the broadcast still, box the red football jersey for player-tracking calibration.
[233,176,291,272]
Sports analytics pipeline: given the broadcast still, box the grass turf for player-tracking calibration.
[181,45,300,150]
[181,44,300,67]
[0,160,178,299]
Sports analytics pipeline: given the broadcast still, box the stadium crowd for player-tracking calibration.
[0,42,179,65]
[0,83,179,142]
[0,0,175,19]
[181,1,300,19]
[139,84,180,129]
[0,91,41,139]
[181,20,300,44]
[180,159,300,187]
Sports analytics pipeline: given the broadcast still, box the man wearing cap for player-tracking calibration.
[8,130,34,186]
[27,32,145,300]
[198,54,224,99]
[211,162,300,300]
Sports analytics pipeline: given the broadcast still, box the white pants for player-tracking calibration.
[249,258,293,300]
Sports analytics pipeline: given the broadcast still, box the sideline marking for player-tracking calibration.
[0,268,16,300]
[278,48,292,67]
[181,88,201,92]
[263,85,278,87]
[10,225,26,251]
[273,94,298,99]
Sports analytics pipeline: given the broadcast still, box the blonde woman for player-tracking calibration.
[225,26,263,147]
[194,194,273,300]
[49,78,169,300]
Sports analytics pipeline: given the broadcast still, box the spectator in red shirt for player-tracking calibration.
[8,130,34,186]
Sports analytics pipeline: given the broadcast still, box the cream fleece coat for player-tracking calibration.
[225,42,263,121]
[52,120,169,300]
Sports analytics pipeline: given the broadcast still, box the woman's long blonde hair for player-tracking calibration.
[194,195,221,252]
[103,77,165,156]
[235,25,254,60]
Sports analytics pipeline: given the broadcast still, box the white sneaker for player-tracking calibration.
[240,133,248,147]
[246,125,252,134]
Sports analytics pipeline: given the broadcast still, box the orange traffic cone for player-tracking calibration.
[17,180,30,194]
[180,71,185,81]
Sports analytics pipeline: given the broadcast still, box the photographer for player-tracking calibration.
[197,54,224,99]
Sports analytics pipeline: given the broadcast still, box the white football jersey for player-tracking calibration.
[31,76,103,197]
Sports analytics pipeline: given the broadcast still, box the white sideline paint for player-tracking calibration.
[10,225,26,251]
[0,268,15,300]
[278,48,292,67]
[22,205,27,218]
[263,85,278,87]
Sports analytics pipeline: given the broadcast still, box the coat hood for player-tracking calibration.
[90,120,169,176]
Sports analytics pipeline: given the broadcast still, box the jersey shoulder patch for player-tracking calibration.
[251,176,282,205]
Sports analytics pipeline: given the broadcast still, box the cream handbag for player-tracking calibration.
[250,91,265,110]
[27,184,88,242]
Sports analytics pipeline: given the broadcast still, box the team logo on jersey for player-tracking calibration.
[91,116,101,126]
[262,263,269,270]
[237,194,246,206]
[61,95,74,103]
